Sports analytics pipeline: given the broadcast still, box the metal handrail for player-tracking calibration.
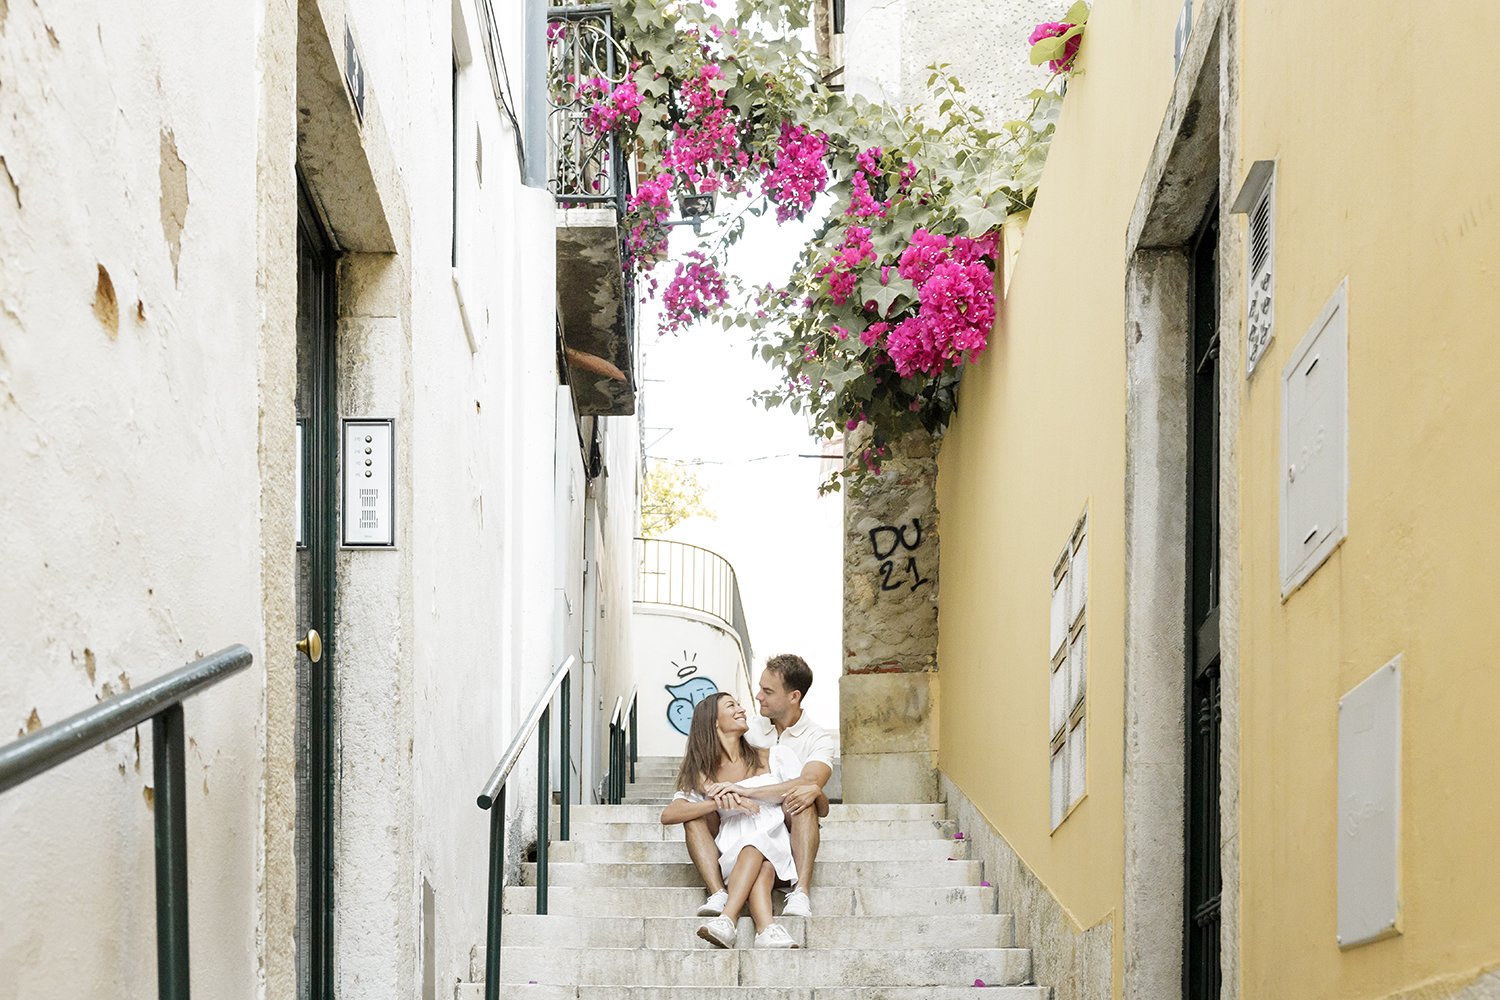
[605,687,638,804]
[0,644,254,1000]
[635,536,755,686]
[477,655,578,809]
[476,655,578,1000]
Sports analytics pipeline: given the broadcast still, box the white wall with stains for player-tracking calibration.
[0,0,642,996]
[0,1,271,997]
[631,607,753,760]
[845,0,1055,122]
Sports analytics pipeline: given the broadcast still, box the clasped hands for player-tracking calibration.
[703,779,822,815]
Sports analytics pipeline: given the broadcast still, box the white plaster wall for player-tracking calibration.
[591,416,642,793]
[845,0,1053,122]
[0,2,271,997]
[362,0,572,992]
[1,1,641,996]
[631,607,751,759]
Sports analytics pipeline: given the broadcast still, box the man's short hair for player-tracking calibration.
[764,653,813,698]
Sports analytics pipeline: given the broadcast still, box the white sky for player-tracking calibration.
[640,198,844,731]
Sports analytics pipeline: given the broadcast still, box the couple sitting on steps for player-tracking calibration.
[659,653,834,950]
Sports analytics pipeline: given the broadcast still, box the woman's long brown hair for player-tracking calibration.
[675,693,765,794]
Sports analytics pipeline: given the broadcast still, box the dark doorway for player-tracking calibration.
[1184,199,1222,1000]
[295,176,338,1000]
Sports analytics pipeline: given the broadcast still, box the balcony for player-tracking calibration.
[549,3,636,416]
[631,539,755,756]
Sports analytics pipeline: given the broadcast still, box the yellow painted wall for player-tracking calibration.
[1237,2,1500,996]
[935,1,1188,994]
[942,0,1500,997]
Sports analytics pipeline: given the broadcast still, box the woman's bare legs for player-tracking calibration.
[747,861,776,933]
[720,847,767,924]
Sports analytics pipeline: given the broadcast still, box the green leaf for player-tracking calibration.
[1030,36,1065,65]
[1063,1,1091,26]
[859,276,914,317]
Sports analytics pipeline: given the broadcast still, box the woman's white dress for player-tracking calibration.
[677,746,800,885]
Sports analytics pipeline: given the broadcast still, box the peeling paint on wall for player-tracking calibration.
[92,264,118,337]
[0,155,19,209]
[159,129,188,284]
[73,646,97,684]
[142,786,154,810]
[18,707,42,737]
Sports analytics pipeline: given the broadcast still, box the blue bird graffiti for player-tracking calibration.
[665,676,719,735]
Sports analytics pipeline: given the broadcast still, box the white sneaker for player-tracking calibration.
[754,923,799,949]
[781,889,812,917]
[696,914,737,949]
[696,889,728,917]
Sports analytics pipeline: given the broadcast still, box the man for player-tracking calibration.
[686,653,834,918]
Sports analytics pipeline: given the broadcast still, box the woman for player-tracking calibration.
[659,693,801,949]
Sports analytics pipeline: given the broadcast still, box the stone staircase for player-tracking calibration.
[458,756,1049,999]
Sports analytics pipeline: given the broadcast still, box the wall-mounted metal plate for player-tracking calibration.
[342,418,395,548]
[1281,278,1348,596]
[1173,0,1193,74]
[1338,655,1402,948]
[344,22,366,123]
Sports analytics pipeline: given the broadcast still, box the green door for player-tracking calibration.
[1185,202,1222,1000]
[295,176,337,1000]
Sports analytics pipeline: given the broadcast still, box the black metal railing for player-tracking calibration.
[635,537,755,680]
[0,645,254,1000]
[605,688,638,804]
[546,4,631,210]
[475,655,581,1000]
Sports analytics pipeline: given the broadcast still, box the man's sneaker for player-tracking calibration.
[781,889,812,917]
[696,914,737,949]
[696,889,728,917]
[754,923,799,949]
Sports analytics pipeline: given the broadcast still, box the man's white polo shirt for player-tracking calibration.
[746,711,834,779]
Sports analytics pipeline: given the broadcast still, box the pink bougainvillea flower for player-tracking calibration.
[659,251,730,335]
[1029,20,1082,73]
[818,226,876,305]
[764,123,829,223]
[898,228,951,285]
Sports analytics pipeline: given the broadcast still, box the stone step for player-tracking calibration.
[495,913,1014,950]
[550,819,960,843]
[521,860,983,889]
[494,945,1031,988]
[560,804,947,825]
[459,987,1048,1000]
[547,838,971,864]
[504,884,998,917]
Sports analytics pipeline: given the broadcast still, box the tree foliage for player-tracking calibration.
[640,461,715,538]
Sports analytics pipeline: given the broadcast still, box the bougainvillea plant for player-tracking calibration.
[1028,2,1090,74]
[574,0,1086,490]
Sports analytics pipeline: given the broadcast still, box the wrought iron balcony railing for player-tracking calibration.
[635,538,756,679]
[547,4,632,212]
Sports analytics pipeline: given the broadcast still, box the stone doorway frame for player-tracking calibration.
[1121,2,1241,998]
[257,1,415,997]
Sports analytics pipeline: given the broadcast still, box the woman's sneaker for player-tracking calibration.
[696,915,737,949]
[696,889,728,917]
[754,923,799,949]
[781,889,812,917]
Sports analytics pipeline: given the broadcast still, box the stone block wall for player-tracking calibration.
[841,428,941,801]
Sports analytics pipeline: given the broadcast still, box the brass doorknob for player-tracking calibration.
[296,629,323,663]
